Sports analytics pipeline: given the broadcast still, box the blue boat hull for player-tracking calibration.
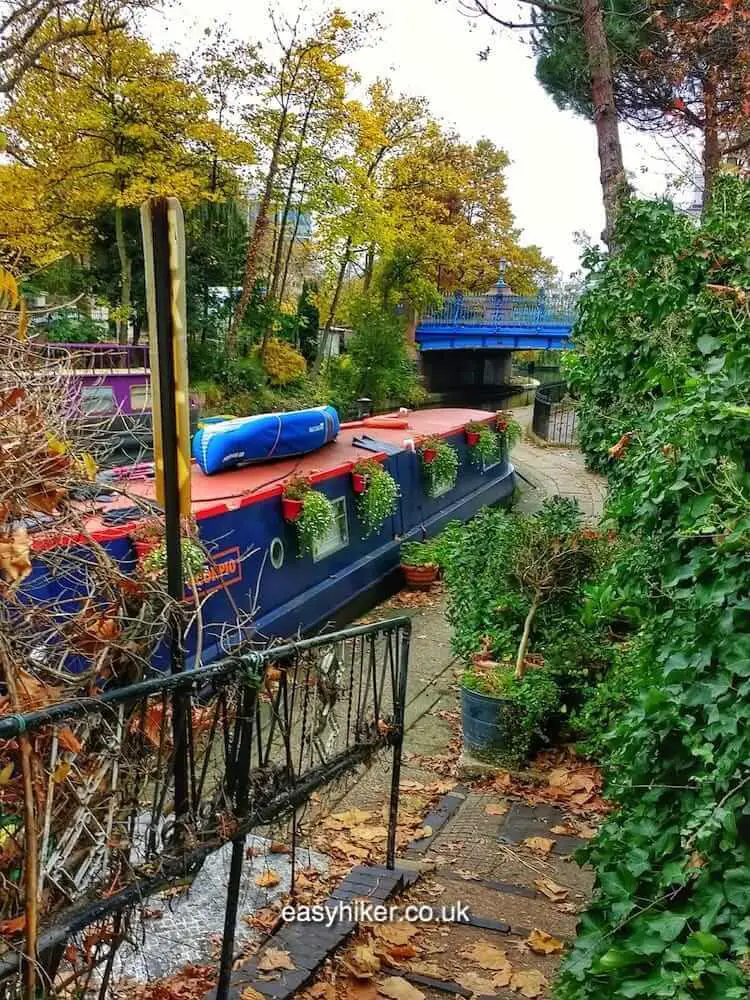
[21,428,515,670]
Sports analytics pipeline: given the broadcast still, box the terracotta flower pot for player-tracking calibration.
[352,472,368,494]
[401,563,439,590]
[422,447,437,464]
[465,430,480,446]
[282,496,304,522]
[133,539,159,560]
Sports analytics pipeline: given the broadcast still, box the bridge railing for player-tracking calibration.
[420,292,578,328]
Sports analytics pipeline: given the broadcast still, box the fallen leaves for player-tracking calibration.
[534,877,569,902]
[376,976,424,1000]
[484,802,508,816]
[0,527,32,585]
[526,929,564,956]
[510,968,549,997]
[412,825,432,841]
[372,923,420,948]
[254,870,281,889]
[57,726,82,754]
[459,940,511,972]
[256,947,295,973]
[522,836,556,856]
[342,943,381,979]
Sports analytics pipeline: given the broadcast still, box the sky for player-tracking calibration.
[150,0,688,278]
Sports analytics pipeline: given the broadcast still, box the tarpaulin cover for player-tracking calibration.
[192,405,340,475]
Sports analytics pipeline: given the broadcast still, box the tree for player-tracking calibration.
[1,25,251,339]
[229,8,374,352]
[533,0,750,203]
[0,0,151,95]
[450,0,627,244]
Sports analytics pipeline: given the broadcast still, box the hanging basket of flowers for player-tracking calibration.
[281,474,310,522]
[353,460,399,536]
[419,436,459,497]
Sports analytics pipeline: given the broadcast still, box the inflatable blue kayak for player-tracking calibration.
[193,406,340,475]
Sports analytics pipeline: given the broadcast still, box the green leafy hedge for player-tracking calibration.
[557,176,750,999]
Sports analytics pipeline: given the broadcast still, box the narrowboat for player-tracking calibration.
[23,407,515,669]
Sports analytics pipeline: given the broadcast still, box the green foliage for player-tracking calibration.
[556,176,750,1000]
[296,490,335,557]
[400,540,438,568]
[420,437,459,497]
[141,538,206,580]
[462,663,561,765]
[297,281,320,363]
[327,295,422,414]
[354,461,399,537]
[467,423,501,467]
[44,313,107,343]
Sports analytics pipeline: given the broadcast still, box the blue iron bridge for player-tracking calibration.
[416,290,577,352]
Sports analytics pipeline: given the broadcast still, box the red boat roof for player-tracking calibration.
[33,407,496,549]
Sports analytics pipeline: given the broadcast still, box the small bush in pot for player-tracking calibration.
[461,645,560,764]
[419,436,459,497]
[140,536,207,582]
[281,474,310,521]
[400,540,439,589]
[131,517,164,560]
[496,411,522,452]
[296,489,335,556]
[353,459,399,536]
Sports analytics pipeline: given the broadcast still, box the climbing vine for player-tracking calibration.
[557,176,750,999]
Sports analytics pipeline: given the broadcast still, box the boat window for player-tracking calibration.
[270,537,285,570]
[312,497,349,563]
[430,476,454,499]
[129,383,152,411]
[80,386,116,415]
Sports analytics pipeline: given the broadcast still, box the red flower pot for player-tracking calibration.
[465,430,480,446]
[401,563,439,590]
[133,539,159,560]
[352,472,368,494]
[282,496,304,522]
[422,448,437,464]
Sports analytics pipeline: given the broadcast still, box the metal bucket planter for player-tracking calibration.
[461,685,524,761]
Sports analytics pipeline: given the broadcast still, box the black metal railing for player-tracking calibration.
[0,617,410,999]
[532,381,579,446]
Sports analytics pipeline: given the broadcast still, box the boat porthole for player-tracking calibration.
[270,537,285,570]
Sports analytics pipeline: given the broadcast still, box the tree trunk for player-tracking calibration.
[702,67,721,208]
[230,125,286,354]
[581,0,626,247]
[114,204,131,346]
[515,591,540,680]
[318,235,352,365]
[279,185,309,303]
[269,87,318,303]
[363,244,375,293]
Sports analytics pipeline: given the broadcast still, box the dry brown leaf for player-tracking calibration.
[412,825,433,841]
[575,824,597,840]
[255,870,281,888]
[240,989,265,1000]
[306,985,335,1000]
[522,837,555,856]
[57,726,82,754]
[0,914,25,935]
[550,824,576,836]
[257,946,295,972]
[493,966,513,988]
[342,943,381,979]
[510,968,549,997]
[373,923,420,947]
[534,878,569,902]
[328,808,372,828]
[457,971,501,995]
[270,842,289,854]
[386,944,419,961]
[527,929,564,956]
[409,961,444,978]
[341,978,378,999]
[351,825,389,843]
[330,838,370,860]
[459,940,511,971]
[484,803,508,816]
[377,977,424,1000]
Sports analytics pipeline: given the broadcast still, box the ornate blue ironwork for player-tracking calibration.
[416,290,577,352]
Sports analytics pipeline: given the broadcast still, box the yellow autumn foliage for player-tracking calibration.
[262,340,307,386]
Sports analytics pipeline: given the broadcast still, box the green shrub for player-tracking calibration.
[420,437,459,497]
[45,314,107,343]
[400,540,437,567]
[354,460,399,536]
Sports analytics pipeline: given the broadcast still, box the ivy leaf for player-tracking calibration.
[681,932,727,958]
[697,333,721,355]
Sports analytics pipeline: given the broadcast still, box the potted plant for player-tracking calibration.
[130,517,165,560]
[465,420,483,446]
[353,460,399,536]
[140,536,207,581]
[281,474,310,522]
[400,540,439,589]
[496,411,522,452]
[295,488,335,556]
[466,422,501,467]
[419,437,459,497]
[460,642,559,765]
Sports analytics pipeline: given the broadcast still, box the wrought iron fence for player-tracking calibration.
[0,617,410,999]
[421,292,578,328]
[532,382,579,446]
